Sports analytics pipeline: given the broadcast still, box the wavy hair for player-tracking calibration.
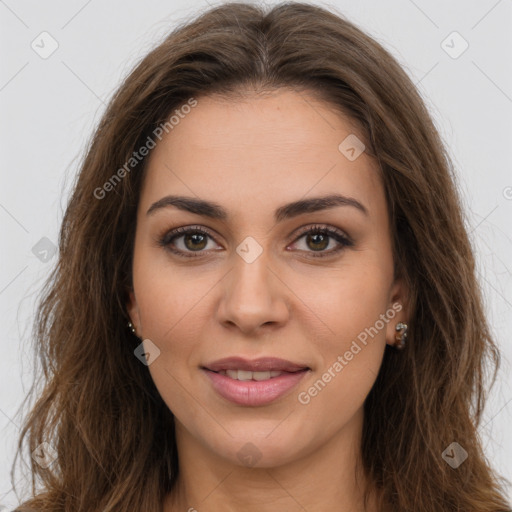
[12,2,511,511]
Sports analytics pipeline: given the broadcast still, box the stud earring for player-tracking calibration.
[393,322,408,349]
[127,321,138,337]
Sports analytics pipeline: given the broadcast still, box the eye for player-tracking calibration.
[288,224,353,258]
[158,225,221,258]
[158,224,353,259]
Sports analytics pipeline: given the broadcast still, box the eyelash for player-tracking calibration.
[157,224,354,259]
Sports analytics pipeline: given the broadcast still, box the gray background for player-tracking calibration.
[1,0,511,508]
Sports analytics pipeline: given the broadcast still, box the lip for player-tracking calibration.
[202,368,309,406]
[201,357,311,407]
[203,356,309,373]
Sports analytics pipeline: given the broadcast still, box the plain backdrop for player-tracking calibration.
[1,0,511,508]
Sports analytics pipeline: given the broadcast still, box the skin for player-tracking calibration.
[127,88,408,511]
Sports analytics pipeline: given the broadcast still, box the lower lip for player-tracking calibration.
[202,369,309,406]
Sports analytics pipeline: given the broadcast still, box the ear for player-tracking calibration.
[385,278,409,348]
[126,288,142,335]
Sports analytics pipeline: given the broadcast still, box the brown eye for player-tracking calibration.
[183,232,208,251]
[158,224,353,259]
[290,225,354,258]
[305,232,329,251]
[159,226,220,258]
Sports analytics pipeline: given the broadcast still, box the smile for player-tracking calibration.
[202,368,309,406]
[215,369,288,380]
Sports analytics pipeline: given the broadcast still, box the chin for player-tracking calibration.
[206,430,309,469]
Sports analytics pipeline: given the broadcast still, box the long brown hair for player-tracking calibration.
[11,2,511,511]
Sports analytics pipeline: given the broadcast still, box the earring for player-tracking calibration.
[127,321,138,337]
[393,322,408,349]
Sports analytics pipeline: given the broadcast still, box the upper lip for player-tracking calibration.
[202,357,310,373]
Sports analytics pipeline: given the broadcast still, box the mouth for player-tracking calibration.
[207,368,304,381]
[201,357,311,406]
[202,356,310,373]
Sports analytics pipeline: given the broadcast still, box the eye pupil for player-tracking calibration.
[185,233,207,251]
[307,233,328,251]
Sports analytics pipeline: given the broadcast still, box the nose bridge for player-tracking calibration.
[231,245,271,298]
[217,238,289,331]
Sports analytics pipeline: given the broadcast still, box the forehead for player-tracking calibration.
[140,89,385,221]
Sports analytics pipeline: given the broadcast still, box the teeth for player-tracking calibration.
[221,369,285,381]
[236,370,252,381]
[253,371,271,381]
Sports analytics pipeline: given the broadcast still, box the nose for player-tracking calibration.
[216,247,290,335]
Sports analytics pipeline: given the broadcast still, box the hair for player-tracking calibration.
[11,2,511,511]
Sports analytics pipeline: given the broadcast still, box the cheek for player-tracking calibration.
[296,325,386,435]
[293,261,391,405]
[131,252,206,406]
[133,247,213,338]
[296,345,383,442]
[290,257,392,342]
[134,268,204,417]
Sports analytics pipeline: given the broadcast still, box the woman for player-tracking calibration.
[11,2,511,511]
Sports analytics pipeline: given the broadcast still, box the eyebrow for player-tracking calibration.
[146,193,368,221]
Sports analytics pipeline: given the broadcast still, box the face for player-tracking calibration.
[127,88,407,468]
